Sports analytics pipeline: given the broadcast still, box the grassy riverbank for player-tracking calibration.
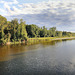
[2,36,75,45]
[27,37,75,44]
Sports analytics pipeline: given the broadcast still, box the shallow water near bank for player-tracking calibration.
[0,39,75,75]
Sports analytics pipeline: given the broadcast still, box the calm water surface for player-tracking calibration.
[0,39,75,75]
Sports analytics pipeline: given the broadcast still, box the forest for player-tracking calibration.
[0,15,75,44]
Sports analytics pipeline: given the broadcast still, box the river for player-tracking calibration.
[0,39,75,75]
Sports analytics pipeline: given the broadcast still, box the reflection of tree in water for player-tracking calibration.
[42,40,63,46]
[0,39,74,61]
[0,44,43,61]
[62,39,72,41]
[42,41,56,46]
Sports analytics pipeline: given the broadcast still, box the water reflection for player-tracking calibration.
[0,39,72,61]
[0,39,75,75]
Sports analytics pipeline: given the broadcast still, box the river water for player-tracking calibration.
[0,39,75,75]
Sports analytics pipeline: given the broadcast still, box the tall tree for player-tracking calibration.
[11,18,18,42]
[56,31,62,37]
[0,15,7,39]
[20,19,27,40]
[26,24,40,37]
[49,27,56,37]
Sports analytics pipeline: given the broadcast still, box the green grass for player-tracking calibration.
[5,36,75,45]
[28,36,75,44]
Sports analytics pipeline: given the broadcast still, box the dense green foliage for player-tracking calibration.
[0,15,27,44]
[26,25,75,38]
[0,15,75,44]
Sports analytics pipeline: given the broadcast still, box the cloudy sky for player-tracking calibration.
[0,0,75,32]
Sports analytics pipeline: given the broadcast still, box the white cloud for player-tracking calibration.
[4,1,75,16]
[0,0,19,16]
[0,0,18,4]
[0,8,7,16]
[13,0,18,4]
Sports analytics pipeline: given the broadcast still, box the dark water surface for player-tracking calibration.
[0,39,75,75]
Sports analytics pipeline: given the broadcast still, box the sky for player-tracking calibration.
[0,0,75,32]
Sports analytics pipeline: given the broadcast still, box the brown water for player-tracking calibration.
[0,39,75,75]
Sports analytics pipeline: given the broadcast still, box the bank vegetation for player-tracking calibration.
[0,15,75,45]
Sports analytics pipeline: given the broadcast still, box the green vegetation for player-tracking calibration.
[0,15,75,45]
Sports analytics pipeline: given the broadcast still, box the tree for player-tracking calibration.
[56,31,62,37]
[26,24,40,37]
[0,15,7,39]
[20,19,27,40]
[49,27,56,37]
[39,26,47,37]
[11,18,18,42]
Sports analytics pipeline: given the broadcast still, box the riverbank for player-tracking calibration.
[2,37,75,45]
[27,37,75,44]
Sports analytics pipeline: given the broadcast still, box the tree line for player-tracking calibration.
[0,15,75,44]
[26,25,75,37]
